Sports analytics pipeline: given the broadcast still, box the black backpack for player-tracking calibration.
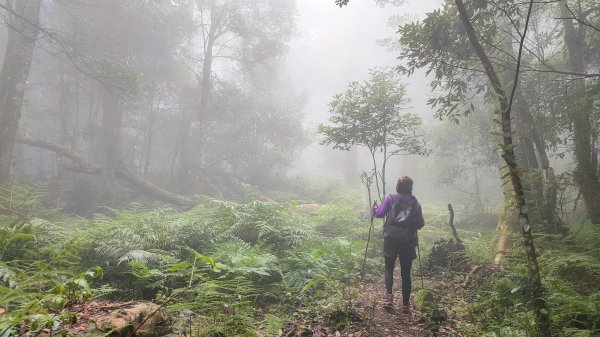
[382,194,417,242]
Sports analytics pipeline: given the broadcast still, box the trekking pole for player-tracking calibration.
[360,171,375,281]
[416,236,425,289]
[360,202,376,281]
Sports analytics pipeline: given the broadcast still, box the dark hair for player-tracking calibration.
[396,176,413,194]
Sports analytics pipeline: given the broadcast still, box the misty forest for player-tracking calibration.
[0,0,599,336]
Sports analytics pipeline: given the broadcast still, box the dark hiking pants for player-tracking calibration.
[383,237,416,306]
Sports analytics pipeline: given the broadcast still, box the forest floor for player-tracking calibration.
[287,265,476,337]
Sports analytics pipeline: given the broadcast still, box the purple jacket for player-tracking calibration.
[373,193,425,229]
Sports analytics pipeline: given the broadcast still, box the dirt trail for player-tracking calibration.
[344,266,469,337]
[351,277,434,337]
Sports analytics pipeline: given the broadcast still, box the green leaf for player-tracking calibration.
[169,261,190,271]
[195,253,216,270]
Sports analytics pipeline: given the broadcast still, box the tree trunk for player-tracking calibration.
[143,95,158,175]
[100,88,123,179]
[517,94,558,227]
[455,0,552,335]
[344,148,358,184]
[494,169,518,265]
[560,0,600,224]
[181,1,217,184]
[0,0,41,183]
[497,19,555,228]
[178,114,192,183]
[513,97,548,225]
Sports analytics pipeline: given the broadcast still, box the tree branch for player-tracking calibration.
[507,0,535,116]
[555,4,600,33]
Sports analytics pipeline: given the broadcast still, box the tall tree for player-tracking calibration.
[0,0,41,183]
[559,0,600,223]
[176,0,296,185]
[11,0,197,205]
[8,0,303,204]
[454,0,551,334]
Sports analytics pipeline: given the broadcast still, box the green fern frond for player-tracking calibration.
[256,221,276,240]
[226,236,252,249]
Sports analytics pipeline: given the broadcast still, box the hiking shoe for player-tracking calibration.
[402,305,411,314]
[382,293,394,306]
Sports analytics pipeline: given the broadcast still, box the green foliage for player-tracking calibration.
[0,182,47,219]
[283,239,367,304]
[567,221,600,253]
[213,200,310,253]
[0,265,104,335]
[414,289,438,313]
[165,249,263,336]
[466,273,537,334]
[86,206,216,266]
[318,67,427,155]
[263,314,285,336]
[318,67,428,198]
[465,224,600,336]
[310,200,366,239]
[50,267,104,308]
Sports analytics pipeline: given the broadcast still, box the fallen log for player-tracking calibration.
[115,163,193,206]
[16,134,194,206]
[72,301,170,337]
[16,134,102,174]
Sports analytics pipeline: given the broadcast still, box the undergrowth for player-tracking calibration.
[463,221,600,337]
[0,184,377,336]
[2,182,598,337]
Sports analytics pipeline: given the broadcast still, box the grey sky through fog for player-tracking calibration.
[286,0,441,177]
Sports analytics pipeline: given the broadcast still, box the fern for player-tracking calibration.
[542,251,600,297]
[213,200,311,254]
[0,182,47,218]
[282,239,363,303]
[567,221,600,254]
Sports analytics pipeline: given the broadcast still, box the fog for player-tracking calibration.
[288,1,436,177]
[286,0,502,206]
[2,3,599,335]
[0,0,592,220]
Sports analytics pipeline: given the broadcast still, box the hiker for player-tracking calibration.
[372,176,424,313]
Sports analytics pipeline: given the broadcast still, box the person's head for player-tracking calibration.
[396,176,413,194]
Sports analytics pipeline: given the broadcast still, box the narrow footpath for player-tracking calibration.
[317,266,475,337]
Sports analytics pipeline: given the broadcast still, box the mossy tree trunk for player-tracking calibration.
[455,0,551,335]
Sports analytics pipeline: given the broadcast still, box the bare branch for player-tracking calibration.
[507,0,536,115]
[554,4,600,33]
